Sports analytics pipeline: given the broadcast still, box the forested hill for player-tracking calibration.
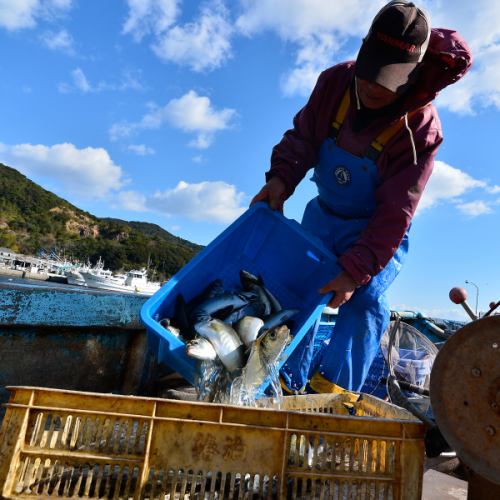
[0,162,202,280]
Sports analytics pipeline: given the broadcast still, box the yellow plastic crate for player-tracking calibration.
[0,386,424,499]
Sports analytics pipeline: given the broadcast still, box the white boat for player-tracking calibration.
[66,267,88,286]
[81,268,161,296]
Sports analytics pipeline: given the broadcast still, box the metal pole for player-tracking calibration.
[465,280,479,316]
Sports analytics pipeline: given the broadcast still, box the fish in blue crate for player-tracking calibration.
[158,269,297,405]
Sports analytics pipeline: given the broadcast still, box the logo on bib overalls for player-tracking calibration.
[334,166,351,185]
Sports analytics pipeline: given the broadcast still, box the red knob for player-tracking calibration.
[449,287,467,304]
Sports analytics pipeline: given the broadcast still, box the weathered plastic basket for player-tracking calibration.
[0,386,424,499]
[141,202,341,386]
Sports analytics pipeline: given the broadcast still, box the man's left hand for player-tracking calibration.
[318,271,358,308]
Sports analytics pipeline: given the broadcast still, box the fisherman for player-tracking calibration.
[251,1,472,394]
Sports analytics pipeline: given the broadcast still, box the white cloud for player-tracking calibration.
[72,67,91,92]
[109,90,236,148]
[233,0,500,107]
[115,190,147,211]
[437,44,500,114]
[127,144,155,156]
[456,201,492,217]
[416,160,499,217]
[117,0,500,108]
[236,0,384,97]
[236,0,382,40]
[280,33,339,97]
[40,28,74,54]
[59,67,144,94]
[122,0,179,42]
[391,304,468,321]
[0,0,72,31]
[150,180,246,223]
[152,1,233,72]
[166,91,234,131]
[0,142,125,198]
[422,0,500,114]
[418,160,486,211]
[124,0,233,72]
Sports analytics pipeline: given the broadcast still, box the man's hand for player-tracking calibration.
[250,177,287,212]
[318,271,358,308]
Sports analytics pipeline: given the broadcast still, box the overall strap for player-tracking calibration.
[329,87,350,139]
[364,107,424,162]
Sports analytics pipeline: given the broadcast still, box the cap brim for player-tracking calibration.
[356,58,419,94]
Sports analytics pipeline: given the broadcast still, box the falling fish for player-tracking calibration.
[239,324,291,391]
[186,337,218,361]
[195,318,244,374]
[234,316,264,347]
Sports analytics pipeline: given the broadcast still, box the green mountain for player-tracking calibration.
[0,163,202,280]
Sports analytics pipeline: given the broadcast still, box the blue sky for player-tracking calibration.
[0,0,498,319]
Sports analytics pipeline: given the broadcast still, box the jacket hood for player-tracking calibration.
[399,27,473,111]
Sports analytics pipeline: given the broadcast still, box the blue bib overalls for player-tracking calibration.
[280,88,409,393]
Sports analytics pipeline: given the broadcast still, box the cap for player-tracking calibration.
[355,1,431,93]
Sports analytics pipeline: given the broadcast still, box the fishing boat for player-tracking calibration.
[80,267,161,295]
[0,276,152,423]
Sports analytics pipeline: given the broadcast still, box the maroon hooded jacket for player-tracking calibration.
[267,28,472,285]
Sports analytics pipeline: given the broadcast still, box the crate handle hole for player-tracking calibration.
[306,250,324,264]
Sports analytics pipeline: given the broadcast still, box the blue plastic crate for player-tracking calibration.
[141,202,340,387]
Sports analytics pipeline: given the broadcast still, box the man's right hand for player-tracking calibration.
[250,176,287,212]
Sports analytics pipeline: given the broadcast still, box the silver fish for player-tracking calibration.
[195,318,244,374]
[239,269,261,287]
[159,318,181,338]
[222,302,258,325]
[234,316,264,347]
[190,292,249,323]
[186,337,218,361]
[195,359,225,402]
[252,286,271,316]
[261,283,282,313]
[240,269,282,313]
[239,324,291,390]
[261,309,299,332]
[186,279,226,314]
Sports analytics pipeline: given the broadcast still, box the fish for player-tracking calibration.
[239,270,271,316]
[239,269,261,288]
[173,294,195,340]
[234,316,264,347]
[221,298,262,325]
[239,324,291,390]
[185,279,226,314]
[261,309,299,332]
[240,269,282,313]
[159,317,181,338]
[190,292,250,324]
[195,359,226,402]
[186,337,218,361]
[195,318,245,374]
[261,282,282,313]
[159,317,171,328]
